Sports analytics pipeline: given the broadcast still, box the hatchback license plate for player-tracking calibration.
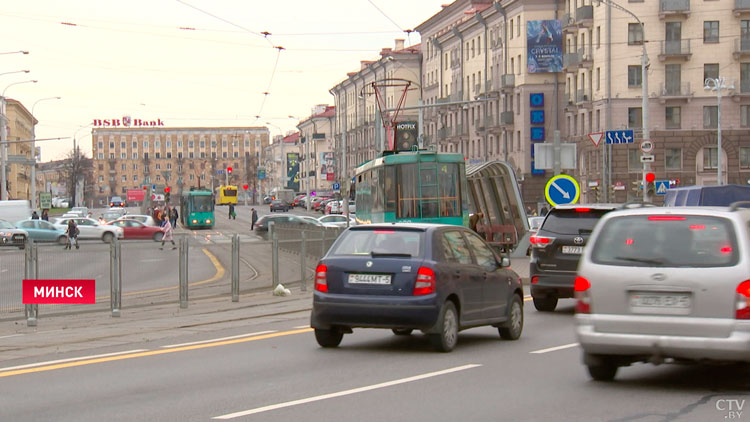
[561,246,583,254]
[348,274,391,285]
[630,293,691,309]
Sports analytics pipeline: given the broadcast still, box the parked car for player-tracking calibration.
[529,204,618,312]
[69,207,90,218]
[310,223,524,352]
[16,219,67,244]
[263,195,272,204]
[51,197,70,208]
[299,216,324,226]
[254,214,322,239]
[270,199,290,212]
[317,214,357,228]
[107,219,163,241]
[575,204,750,381]
[117,214,156,226]
[53,217,123,243]
[0,219,27,248]
[291,194,306,207]
[109,196,126,207]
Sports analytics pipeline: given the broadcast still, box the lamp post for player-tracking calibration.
[71,125,92,207]
[30,96,61,209]
[1,79,38,200]
[704,77,733,185]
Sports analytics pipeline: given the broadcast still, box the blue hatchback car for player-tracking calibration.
[310,223,524,352]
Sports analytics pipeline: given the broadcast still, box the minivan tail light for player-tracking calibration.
[413,267,436,296]
[315,264,328,293]
[736,280,750,319]
[574,276,591,314]
[529,235,555,248]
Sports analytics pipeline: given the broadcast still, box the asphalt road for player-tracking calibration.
[1,299,748,422]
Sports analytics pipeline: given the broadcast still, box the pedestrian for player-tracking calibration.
[160,218,176,250]
[65,219,79,250]
[170,207,179,228]
[228,203,236,220]
[41,209,49,221]
[31,211,39,220]
[469,211,484,234]
[251,208,258,230]
[540,206,549,216]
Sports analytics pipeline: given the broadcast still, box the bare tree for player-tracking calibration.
[58,147,93,207]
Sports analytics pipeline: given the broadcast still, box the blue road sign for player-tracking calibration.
[655,180,670,195]
[605,130,634,144]
[544,175,580,207]
[332,182,341,191]
[217,170,224,175]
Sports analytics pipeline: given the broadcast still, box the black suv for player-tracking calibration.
[529,204,617,311]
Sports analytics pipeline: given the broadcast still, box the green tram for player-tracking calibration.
[180,189,215,229]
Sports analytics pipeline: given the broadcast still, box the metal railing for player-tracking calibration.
[660,82,692,97]
[660,0,690,13]
[660,39,691,56]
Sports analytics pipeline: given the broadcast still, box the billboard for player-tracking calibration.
[320,151,335,181]
[395,121,418,151]
[286,152,300,192]
[527,20,563,73]
[127,188,145,202]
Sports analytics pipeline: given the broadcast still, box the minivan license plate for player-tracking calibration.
[630,293,691,308]
[561,246,583,254]
[348,274,391,285]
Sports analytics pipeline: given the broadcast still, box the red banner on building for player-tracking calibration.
[127,188,145,202]
[23,279,96,304]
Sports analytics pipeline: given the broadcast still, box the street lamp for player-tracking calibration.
[0,50,29,55]
[30,96,61,209]
[704,77,733,186]
[71,124,93,207]
[0,79,38,200]
[0,70,30,77]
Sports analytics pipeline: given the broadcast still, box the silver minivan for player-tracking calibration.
[575,204,750,380]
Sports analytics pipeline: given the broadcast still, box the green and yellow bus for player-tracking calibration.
[180,189,215,229]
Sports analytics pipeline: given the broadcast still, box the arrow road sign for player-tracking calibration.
[605,130,635,144]
[588,132,604,147]
[544,174,580,207]
[655,180,669,195]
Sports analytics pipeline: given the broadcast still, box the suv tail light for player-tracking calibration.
[315,264,328,293]
[529,235,556,248]
[413,267,436,296]
[574,276,591,314]
[736,280,750,319]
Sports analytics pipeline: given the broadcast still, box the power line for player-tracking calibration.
[366,0,405,33]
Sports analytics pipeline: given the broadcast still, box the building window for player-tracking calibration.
[628,149,641,171]
[742,63,750,93]
[109,142,114,149]
[628,107,642,128]
[178,141,183,148]
[742,105,750,127]
[155,152,161,159]
[98,142,103,150]
[666,148,681,170]
[156,175,161,181]
[189,141,194,148]
[166,141,171,148]
[703,21,719,43]
[178,152,183,159]
[665,106,681,129]
[121,175,126,182]
[122,187,127,194]
[741,147,750,169]
[233,151,239,158]
[222,152,228,158]
[155,141,160,149]
[143,141,148,149]
[98,175,103,182]
[133,175,138,181]
[628,23,643,45]
[155,163,161,170]
[200,141,205,148]
[189,152,194,158]
[628,65,641,87]
[211,152,217,159]
[596,26,601,49]
[133,163,138,170]
[121,163,126,171]
[144,152,149,159]
[189,174,195,181]
[703,106,718,128]
[167,163,172,170]
[132,141,137,149]
[704,63,719,83]
[200,152,206,158]
[121,153,126,159]
[704,147,718,169]
[245,140,250,148]
[109,153,115,159]
[132,153,138,159]
[120,142,126,149]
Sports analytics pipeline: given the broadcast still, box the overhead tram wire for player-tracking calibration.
[174,0,273,46]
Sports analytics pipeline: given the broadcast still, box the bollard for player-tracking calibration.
[271,227,279,289]
[179,236,189,308]
[231,233,239,302]
[109,238,121,317]
[300,231,307,291]
[24,239,38,326]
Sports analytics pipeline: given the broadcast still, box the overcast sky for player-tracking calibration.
[0,0,448,162]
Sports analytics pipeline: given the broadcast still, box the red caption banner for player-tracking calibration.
[22,279,96,304]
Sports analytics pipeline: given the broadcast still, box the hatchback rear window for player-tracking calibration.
[591,215,738,267]
[329,229,423,257]
[540,208,612,235]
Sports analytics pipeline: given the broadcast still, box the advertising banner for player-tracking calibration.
[527,20,563,73]
[127,188,145,202]
[320,151,335,181]
[287,152,300,192]
[395,121,418,151]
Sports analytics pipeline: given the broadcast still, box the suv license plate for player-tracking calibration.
[561,246,583,254]
[630,293,691,309]
[348,274,391,285]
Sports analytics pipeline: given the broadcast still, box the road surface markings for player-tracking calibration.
[0,328,311,378]
[213,364,483,419]
[524,295,532,302]
[161,331,276,348]
[530,343,579,354]
[0,349,148,372]
[293,325,310,329]
[0,334,23,339]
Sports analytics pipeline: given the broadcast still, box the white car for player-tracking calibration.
[118,214,156,226]
[54,217,123,243]
[317,214,357,228]
[69,207,90,217]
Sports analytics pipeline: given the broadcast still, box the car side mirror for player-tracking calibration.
[500,257,511,268]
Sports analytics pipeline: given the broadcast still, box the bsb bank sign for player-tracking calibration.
[92,116,165,127]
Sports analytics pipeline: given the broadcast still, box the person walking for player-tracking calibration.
[160,217,176,250]
[170,207,179,229]
[251,208,258,230]
[41,209,49,221]
[31,211,39,220]
[65,219,79,250]
[228,203,236,220]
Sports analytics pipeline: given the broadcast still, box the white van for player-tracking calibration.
[0,200,32,224]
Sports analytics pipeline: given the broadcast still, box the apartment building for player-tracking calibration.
[262,132,300,193]
[91,126,268,206]
[4,99,36,201]
[296,105,336,194]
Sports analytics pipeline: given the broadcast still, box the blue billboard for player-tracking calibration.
[527,20,563,73]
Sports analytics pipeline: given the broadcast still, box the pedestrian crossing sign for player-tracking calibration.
[655,180,669,195]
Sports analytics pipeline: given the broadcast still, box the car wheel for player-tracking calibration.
[533,296,558,312]
[102,232,115,243]
[153,232,164,242]
[314,328,343,348]
[498,295,524,340]
[429,301,459,352]
[587,360,618,381]
[392,328,413,336]
[57,235,67,245]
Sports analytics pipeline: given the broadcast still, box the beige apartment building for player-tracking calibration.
[91,126,269,206]
[297,105,336,194]
[5,99,36,201]
[262,132,300,193]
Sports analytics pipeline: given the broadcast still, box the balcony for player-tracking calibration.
[500,74,515,92]
[576,5,593,27]
[491,36,502,50]
[658,82,692,103]
[561,13,576,33]
[576,89,592,108]
[438,128,447,141]
[455,124,465,137]
[658,39,692,61]
[659,0,690,18]
[500,111,514,126]
[734,37,750,59]
[578,46,593,68]
[451,90,464,102]
[450,57,461,69]
[734,0,750,15]
[474,83,482,95]
[563,53,580,72]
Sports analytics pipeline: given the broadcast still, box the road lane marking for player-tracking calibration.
[524,296,531,302]
[0,328,311,378]
[529,343,579,354]
[292,325,309,329]
[0,349,149,372]
[0,334,23,339]
[213,364,483,419]
[161,331,277,348]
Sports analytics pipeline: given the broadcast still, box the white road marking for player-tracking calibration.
[0,334,23,339]
[213,364,482,419]
[530,343,579,354]
[292,325,309,329]
[0,349,149,372]
[161,331,277,348]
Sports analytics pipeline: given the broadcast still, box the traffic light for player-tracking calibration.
[590,186,600,201]
[609,184,616,201]
[645,173,656,197]
[164,186,171,193]
[164,186,171,203]
[227,167,232,175]
[243,184,248,190]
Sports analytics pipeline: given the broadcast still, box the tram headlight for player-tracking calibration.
[192,219,198,224]
[206,219,212,224]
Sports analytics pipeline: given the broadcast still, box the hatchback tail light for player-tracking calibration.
[736,280,750,319]
[574,276,591,314]
[529,235,556,248]
[413,267,436,296]
[314,264,328,293]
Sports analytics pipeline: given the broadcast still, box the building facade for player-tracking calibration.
[91,126,269,206]
[5,99,36,201]
[297,105,336,195]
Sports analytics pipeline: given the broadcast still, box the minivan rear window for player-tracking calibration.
[591,215,738,267]
[330,229,423,257]
[540,208,612,235]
